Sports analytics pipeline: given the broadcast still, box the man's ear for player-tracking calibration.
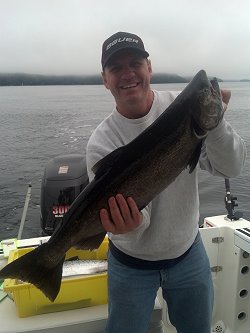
[147,59,153,79]
[102,71,110,90]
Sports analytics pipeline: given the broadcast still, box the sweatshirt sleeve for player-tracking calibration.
[199,118,246,178]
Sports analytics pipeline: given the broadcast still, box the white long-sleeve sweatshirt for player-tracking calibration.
[86,90,246,261]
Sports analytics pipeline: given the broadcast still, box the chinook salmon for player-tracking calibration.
[0,69,225,301]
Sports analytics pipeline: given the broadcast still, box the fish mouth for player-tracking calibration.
[210,77,220,93]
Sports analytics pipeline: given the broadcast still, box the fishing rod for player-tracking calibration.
[224,178,243,220]
[17,183,32,239]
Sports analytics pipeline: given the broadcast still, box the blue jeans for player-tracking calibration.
[106,232,213,333]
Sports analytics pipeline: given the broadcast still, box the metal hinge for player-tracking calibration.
[212,237,224,244]
[211,266,223,273]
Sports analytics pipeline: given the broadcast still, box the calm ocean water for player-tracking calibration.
[0,82,249,239]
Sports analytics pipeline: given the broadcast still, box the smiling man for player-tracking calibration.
[86,32,246,333]
[101,33,153,119]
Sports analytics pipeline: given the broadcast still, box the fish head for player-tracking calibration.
[191,76,224,135]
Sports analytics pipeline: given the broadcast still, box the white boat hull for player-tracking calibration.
[1,215,250,333]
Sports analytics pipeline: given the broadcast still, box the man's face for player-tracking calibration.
[102,50,152,115]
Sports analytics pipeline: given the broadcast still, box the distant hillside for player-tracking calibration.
[0,73,188,86]
[184,75,223,82]
[0,73,103,86]
[152,73,188,84]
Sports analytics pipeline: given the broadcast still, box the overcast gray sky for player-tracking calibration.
[1,0,250,80]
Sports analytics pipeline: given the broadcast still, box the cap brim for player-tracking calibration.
[102,47,149,69]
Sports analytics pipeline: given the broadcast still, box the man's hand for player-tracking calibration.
[100,194,142,234]
[221,89,231,110]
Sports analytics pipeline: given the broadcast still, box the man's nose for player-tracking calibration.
[121,66,135,79]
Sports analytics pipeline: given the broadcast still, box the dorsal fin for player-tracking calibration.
[92,146,124,178]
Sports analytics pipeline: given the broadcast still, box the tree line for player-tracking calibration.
[0,73,188,86]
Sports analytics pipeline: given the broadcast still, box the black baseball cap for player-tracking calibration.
[101,32,149,69]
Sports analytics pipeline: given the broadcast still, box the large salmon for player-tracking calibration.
[0,69,224,301]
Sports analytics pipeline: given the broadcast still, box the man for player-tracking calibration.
[86,32,246,333]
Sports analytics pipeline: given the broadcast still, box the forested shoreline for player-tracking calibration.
[0,73,188,86]
[0,73,247,86]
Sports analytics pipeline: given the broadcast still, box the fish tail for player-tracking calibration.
[0,243,65,302]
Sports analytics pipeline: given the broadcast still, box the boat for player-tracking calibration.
[0,154,249,333]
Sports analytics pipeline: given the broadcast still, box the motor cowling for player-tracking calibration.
[40,154,89,235]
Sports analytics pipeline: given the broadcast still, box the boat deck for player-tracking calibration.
[0,296,164,333]
[1,215,250,333]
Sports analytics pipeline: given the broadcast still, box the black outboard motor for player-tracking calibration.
[40,154,89,235]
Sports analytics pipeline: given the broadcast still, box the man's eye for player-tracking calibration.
[110,66,120,73]
[133,62,142,68]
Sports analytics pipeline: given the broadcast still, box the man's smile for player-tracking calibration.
[120,82,140,89]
